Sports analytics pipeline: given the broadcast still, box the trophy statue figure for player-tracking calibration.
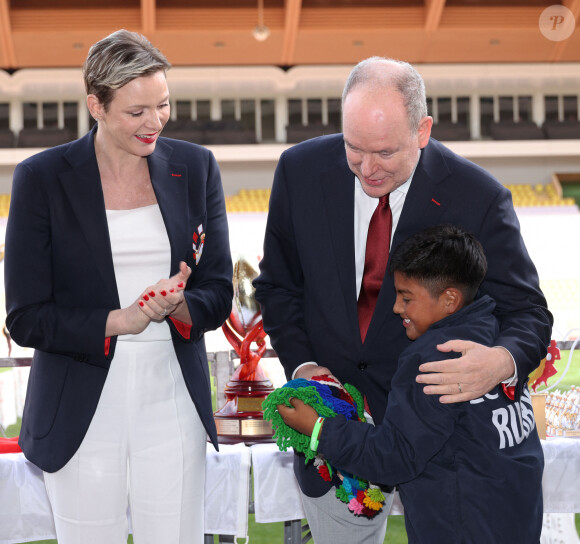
[214,254,274,444]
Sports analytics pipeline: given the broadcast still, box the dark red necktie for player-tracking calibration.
[357,194,392,342]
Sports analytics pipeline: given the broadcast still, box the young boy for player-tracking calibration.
[278,224,544,543]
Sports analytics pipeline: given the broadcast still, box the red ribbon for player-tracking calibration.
[0,436,22,454]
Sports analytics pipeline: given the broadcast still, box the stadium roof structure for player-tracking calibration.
[0,0,579,69]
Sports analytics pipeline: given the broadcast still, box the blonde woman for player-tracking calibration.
[5,29,232,543]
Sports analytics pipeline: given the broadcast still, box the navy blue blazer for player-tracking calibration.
[5,126,233,473]
[254,133,552,496]
[320,296,544,543]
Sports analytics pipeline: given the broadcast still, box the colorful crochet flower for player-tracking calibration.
[262,376,387,519]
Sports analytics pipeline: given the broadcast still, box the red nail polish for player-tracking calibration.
[149,291,156,297]
[139,301,144,307]
[143,294,149,301]
[170,288,175,293]
[178,282,184,288]
[160,290,167,296]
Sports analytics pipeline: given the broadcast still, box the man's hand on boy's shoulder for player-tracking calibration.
[415,340,513,404]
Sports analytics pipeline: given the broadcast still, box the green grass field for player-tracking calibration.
[6,518,408,544]
[3,349,579,543]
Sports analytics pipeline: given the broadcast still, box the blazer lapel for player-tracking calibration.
[59,129,118,304]
[366,141,451,344]
[392,140,452,250]
[147,140,189,276]
[319,151,361,343]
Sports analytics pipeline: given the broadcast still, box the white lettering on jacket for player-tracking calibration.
[490,388,536,449]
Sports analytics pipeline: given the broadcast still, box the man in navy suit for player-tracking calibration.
[254,57,552,543]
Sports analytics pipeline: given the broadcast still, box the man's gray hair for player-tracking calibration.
[342,57,428,133]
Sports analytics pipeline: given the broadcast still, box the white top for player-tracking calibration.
[106,204,172,342]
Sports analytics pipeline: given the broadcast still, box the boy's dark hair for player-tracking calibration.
[388,224,487,303]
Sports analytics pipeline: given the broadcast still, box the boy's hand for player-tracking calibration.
[277,398,320,436]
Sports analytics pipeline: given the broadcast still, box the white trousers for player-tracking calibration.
[44,341,207,544]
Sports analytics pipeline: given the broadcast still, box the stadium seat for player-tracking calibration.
[0,194,10,217]
[161,119,205,144]
[286,122,339,143]
[489,121,545,140]
[162,119,256,145]
[202,120,256,145]
[0,129,15,148]
[506,183,575,207]
[16,127,75,148]
[430,122,471,141]
[225,188,270,213]
[542,120,580,139]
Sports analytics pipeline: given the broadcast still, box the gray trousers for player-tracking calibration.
[301,487,394,544]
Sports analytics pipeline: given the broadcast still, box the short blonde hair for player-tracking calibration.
[82,29,171,111]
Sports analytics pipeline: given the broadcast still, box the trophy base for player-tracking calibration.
[213,379,275,445]
[214,414,275,445]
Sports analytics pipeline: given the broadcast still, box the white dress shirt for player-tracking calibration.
[292,155,517,384]
[292,167,414,379]
[354,175,412,298]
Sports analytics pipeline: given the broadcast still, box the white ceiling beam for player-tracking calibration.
[141,0,156,37]
[281,0,302,66]
[0,0,15,68]
[549,0,580,61]
[424,0,446,32]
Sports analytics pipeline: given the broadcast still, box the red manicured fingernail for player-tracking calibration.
[178,282,184,288]
[169,288,175,293]
[160,290,167,296]
[143,294,149,301]
[139,301,144,307]
[149,291,156,297]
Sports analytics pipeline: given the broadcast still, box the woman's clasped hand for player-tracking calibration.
[137,261,192,323]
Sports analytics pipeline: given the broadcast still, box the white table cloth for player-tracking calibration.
[542,437,580,513]
[0,453,54,544]
[0,443,251,544]
[1,438,578,543]
[251,439,580,520]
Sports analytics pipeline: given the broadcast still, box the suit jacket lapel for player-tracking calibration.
[58,131,189,306]
[392,140,452,250]
[147,140,188,277]
[366,141,451,344]
[60,128,119,304]
[319,151,361,343]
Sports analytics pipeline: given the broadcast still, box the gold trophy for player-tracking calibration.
[214,254,274,444]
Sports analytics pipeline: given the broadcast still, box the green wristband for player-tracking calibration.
[310,416,325,452]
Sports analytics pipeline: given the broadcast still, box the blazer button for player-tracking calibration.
[358,361,367,370]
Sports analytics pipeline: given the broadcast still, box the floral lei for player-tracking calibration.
[262,375,387,518]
